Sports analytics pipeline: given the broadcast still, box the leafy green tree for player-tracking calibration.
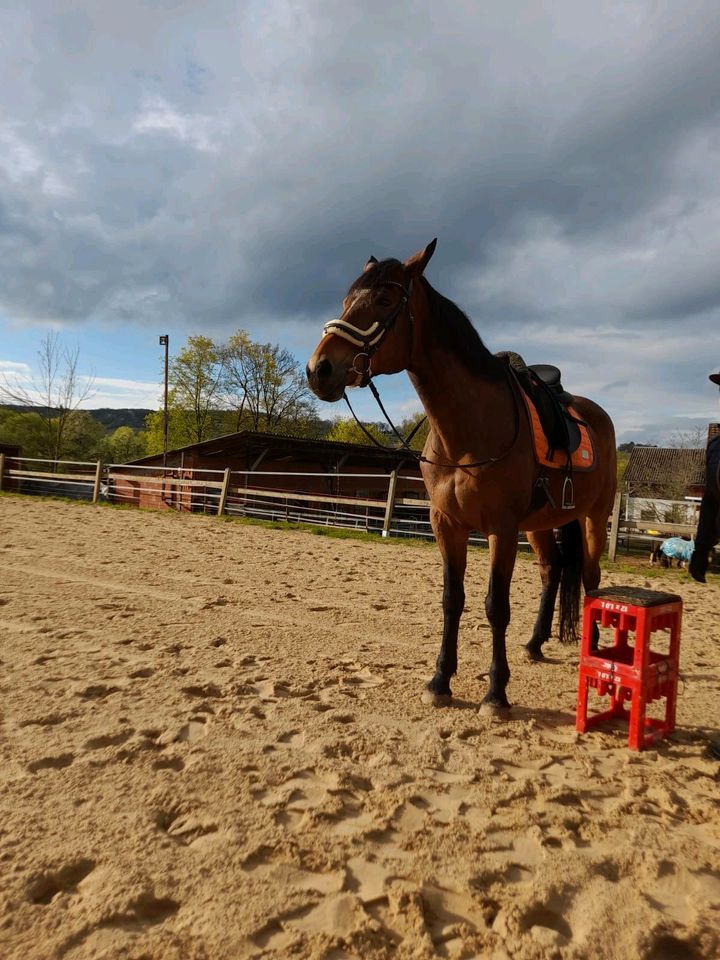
[395,412,430,451]
[0,409,48,457]
[142,331,320,455]
[143,403,204,456]
[169,336,224,444]
[212,406,325,441]
[278,412,327,439]
[62,411,105,461]
[101,426,147,464]
[222,332,317,433]
[325,417,389,446]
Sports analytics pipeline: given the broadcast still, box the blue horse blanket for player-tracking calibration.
[660,537,695,562]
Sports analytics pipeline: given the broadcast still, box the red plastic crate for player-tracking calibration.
[576,587,682,750]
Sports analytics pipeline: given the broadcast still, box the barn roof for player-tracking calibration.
[130,429,416,467]
[623,446,705,486]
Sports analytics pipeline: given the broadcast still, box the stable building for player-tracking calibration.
[621,433,713,527]
[110,430,426,523]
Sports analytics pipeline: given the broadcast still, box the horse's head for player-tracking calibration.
[306,239,437,401]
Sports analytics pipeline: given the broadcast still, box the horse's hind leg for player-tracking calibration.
[525,529,561,662]
[581,511,607,649]
[424,509,468,707]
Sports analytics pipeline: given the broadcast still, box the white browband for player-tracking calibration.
[322,317,386,348]
[322,279,413,349]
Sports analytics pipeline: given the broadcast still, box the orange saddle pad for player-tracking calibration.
[522,392,596,471]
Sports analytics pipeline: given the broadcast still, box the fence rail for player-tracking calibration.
[0,454,697,558]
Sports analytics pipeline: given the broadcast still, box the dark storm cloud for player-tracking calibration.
[1,1,720,440]
[0,1,717,323]
[631,270,720,322]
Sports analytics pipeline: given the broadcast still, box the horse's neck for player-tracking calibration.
[408,362,504,457]
[408,314,510,460]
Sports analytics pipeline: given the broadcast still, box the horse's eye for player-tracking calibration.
[378,298,391,307]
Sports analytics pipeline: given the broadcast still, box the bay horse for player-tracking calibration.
[306,240,617,713]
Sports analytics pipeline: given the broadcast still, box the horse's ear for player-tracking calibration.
[405,238,437,276]
[363,255,378,272]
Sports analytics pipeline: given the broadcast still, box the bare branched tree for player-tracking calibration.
[668,425,708,450]
[221,331,254,431]
[258,343,316,431]
[221,331,316,433]
[0,332,94,460]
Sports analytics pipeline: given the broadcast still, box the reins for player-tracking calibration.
[342,369,521,471]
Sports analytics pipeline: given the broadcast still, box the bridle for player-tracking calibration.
[320,276,522,472]
[323,279,414,387]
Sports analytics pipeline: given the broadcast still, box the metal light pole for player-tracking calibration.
[159,334,169,468]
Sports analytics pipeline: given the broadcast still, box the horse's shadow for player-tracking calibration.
[445,704,718,758]
[527,654,565,666]
[509,704,576,727]
[447,698,574,728]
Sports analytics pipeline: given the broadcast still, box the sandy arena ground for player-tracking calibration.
[0,494,719,960]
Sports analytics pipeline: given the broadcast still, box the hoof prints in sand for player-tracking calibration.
[1,496,719,960]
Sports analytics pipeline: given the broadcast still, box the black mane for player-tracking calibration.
[421,278,504,380]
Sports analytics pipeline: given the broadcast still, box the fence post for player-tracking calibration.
[607,488,623,561]
[92,461,103,503]
[0,453,4,492]
[217,467,231,516]
[382,469,398,538]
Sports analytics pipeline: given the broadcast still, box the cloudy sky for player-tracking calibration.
[1,0,719,442]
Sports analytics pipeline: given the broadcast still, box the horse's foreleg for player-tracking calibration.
[525,529,561,661]
[481,527,517,713]
[424,510,468,707]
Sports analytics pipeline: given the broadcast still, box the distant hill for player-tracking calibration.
[1,405,153,431]
[85,408,154,430]
[1,406,371,439]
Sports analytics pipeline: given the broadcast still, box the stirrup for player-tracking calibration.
[561,475,575,510]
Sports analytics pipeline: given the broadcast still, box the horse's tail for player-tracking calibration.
[558,519,583,645]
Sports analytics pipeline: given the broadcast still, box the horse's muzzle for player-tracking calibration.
[306,355,345,402]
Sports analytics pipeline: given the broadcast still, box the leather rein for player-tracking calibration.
[323,280,521,471]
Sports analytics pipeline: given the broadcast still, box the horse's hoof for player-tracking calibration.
[479,699,511,718]
[524,646,545,663]
[421,690,453,708]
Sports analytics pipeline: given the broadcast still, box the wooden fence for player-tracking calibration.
[1,454,697,558]
[0,454,441,542]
